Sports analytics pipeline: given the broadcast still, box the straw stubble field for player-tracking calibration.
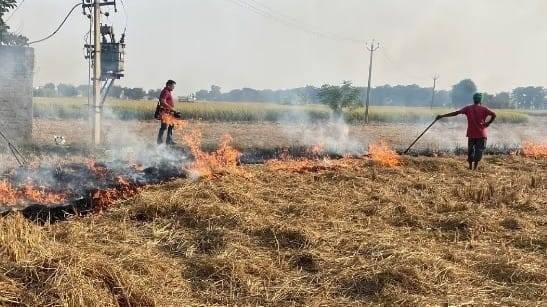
[1,154,545,305]
[1,100,546,305]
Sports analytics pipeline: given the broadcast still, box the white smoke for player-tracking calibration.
[279,111,366,155]
[101,106,190,171]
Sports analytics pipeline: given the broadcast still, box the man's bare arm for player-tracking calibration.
[485,113,496,127]
[436,111,461,120]
[159,98,171,111]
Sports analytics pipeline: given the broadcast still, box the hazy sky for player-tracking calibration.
[7,0,547,94]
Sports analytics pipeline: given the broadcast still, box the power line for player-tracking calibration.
[377,48,431,82]
[245,0,361,42]
[27,3,80,45]
[119,0,128,33]
[226,0,363,43]
[229,0,436,88]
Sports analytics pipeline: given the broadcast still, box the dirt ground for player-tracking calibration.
[29,117,546,151]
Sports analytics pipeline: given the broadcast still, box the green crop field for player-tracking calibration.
[33,97,530,124]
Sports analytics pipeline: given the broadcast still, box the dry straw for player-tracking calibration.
[0,155,545,305]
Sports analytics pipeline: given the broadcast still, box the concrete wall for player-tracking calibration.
[0,46,34,143]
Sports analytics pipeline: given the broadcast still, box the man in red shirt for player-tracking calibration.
[157,80,176,145]
[436,93,497,170]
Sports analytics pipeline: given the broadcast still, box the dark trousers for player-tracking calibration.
[468,138,486,162]
[157,123,174,144]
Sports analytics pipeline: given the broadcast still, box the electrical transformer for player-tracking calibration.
[101,41,124,80]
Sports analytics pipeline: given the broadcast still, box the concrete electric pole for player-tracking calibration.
[83,0,124,146]
[364,40,379,124]
[92,0,102,146]
[431,74,439,109]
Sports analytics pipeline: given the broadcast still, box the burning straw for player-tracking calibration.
[161,114,188,128]
[0,180,67,207]
[183,132,241,179]
[522,141,547,158]
[368,140,401,167]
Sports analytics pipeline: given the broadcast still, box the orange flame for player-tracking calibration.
[0,181,17,205]
[522,141,547,158]
[92,176,139,211]
[162,114,188,128]
[368,140,401,167]
[0,180,67,206]
[86,159,108,177]
[183,132,241,178]
[307,144,326,156]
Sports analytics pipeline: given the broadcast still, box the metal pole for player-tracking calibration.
[364,40,379,124]
[92,0,102,146]
[431,74,439,109]
[403,119,438,154]
[0,129,26,166]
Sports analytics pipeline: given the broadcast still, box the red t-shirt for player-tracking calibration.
[159,87,174,111]
[458,104,496,138]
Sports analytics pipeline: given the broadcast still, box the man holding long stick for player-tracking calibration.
[436,93,496,170]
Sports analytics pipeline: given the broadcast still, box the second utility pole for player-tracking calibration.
[430,74,439,109]
[92,0,102,146]
[364,40,379,124]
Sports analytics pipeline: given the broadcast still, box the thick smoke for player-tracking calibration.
[279,111,366,155]
[101,106,188,170]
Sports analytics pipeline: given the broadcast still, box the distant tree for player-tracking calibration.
[225,87,262,102]
[147,88,162,100]
[318,81,361,115]
[210,85,222,100]
[76,84,91,97]
[318,84,342,113]
[436,90,451,107]
[43,83,55,91]
[0,0,28,45]
[511,87,545,109]
[295,85,318,104]
[57,83,78,97]
[108,85,123,98]
[43,83,57,97]
[451,79,477,107]
[123,87,146,100]
[32,87,43,97]
[33,83,57,97]
[484,92,513,109]
[195,89,209,100]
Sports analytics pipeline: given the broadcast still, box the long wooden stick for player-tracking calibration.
[403,119,438,154]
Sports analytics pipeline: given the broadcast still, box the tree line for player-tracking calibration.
[33,79,546,110]
[195,79,546,110]
[33,83,153,101]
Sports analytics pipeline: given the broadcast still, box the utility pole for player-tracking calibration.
[364,39,379,124]
[430,74,439,109]
[84,0,121,146]
[92,0,102,146]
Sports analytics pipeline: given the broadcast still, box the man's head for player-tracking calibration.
[166,80,176,91]
[473,93,483,104]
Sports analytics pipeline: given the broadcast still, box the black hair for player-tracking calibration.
[166,80,176,86]
[473,93,482,104]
